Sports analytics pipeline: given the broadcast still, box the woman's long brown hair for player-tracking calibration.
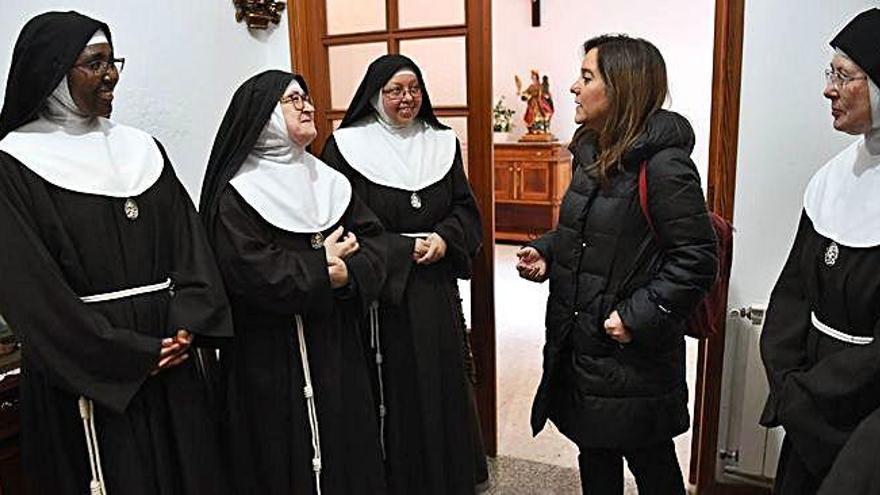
[582,35,668,183]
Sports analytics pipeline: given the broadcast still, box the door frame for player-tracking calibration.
[691,0,771,493]
[286,0,497,455]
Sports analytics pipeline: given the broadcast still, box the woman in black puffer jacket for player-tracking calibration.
[516,34,718,494]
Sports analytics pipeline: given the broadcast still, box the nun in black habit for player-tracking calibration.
[321,55,486,495]
[760,8,880,495]
[0,11,232,495]
[199,70,388,495]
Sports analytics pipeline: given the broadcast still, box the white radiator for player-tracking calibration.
[719,306,781,484]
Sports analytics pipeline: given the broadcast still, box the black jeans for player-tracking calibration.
[578,440,685,495]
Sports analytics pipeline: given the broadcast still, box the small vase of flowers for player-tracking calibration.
[493,97,516,141]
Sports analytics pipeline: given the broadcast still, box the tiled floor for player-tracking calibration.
[462,244,699,494]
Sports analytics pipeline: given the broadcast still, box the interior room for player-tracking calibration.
[0,1,878,494]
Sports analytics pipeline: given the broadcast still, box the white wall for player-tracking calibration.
[728,0,876,310]
[718,0,877,482]
[0,1,293,200]
[492,0,716,180]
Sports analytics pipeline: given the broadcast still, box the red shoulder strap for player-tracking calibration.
[638,160,654,231]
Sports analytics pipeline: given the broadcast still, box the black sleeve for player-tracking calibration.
[819,405,880,495]
[528,230,557,267]
[0,155,160,413]
[759,212,813,427]
[161,149,233,347]
[616,150,719,346]
[433,141,483,279]
[341,192,387,313]
[213,189,334,316]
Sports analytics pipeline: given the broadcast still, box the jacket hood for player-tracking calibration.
[624,109,695,165]
[569,110,695,171]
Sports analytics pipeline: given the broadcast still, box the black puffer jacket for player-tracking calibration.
[530,110,718,450]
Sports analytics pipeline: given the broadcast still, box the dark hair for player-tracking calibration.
[581,34,668,182]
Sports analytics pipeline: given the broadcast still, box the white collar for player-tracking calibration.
[333,115,456,191]
[230,104,352,233]
[0,75,163,197]
[804,138,880,247]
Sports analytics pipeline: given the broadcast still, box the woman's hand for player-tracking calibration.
[324,226,359,260]
[516,247,547,282]
[327,256,350,288]
[413,233,447,265]
[604,311,632,344]
[152,329,192,375]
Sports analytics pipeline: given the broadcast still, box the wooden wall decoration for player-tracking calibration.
[234,0,286,29]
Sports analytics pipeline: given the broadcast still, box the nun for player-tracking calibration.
[321,55,486,494]
[0,11,232,495]
[760,8,880,494]
[199,70,387,495]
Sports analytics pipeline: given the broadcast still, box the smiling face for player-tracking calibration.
[824,53,872,135]
[570,48,610,132]
[381,72,423,126]
[67,43,118,117]
[280,88,317,147]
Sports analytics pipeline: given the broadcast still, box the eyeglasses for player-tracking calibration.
[382,85,422,101]
[824,68,867,89]
[279,93,313,111]
[74,58,125,76]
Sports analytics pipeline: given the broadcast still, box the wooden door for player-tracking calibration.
[517,161,551,203]
[691,0,770,493]
[286,0,497,454]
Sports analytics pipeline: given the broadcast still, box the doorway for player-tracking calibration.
[286,1,775,493]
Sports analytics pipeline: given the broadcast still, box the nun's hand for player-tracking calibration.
[152,330,192,375]
[416,233,447,265]
[327,256,350,288]
[604,311,632,344]
[516,247,547,282]
[324,226,359,260]
[412,238,429,259]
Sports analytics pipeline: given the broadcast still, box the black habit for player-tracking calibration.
[760,214,880,494]
[200,70,387,495]
[321,54,486,495]
[0,11,232,494]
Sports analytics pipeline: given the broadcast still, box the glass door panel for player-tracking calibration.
[328,42,389,110]
[438,116,469,170]
[326,0,387,35]
[398,0,465,28]
[399,36,468,107]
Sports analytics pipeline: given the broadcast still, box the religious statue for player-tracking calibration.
[515,70,556,141]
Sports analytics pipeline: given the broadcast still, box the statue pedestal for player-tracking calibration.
[518,132,557,143]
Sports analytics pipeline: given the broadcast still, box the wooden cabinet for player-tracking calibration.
[494,141,572,242]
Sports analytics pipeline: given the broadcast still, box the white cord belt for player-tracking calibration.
[79,278,172,304]
[399,232,431,238]
[811,312,874,345]
[368,301,387,459]
[78,397,106,495]
[295,315,323,495]
[75,277,173,494]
